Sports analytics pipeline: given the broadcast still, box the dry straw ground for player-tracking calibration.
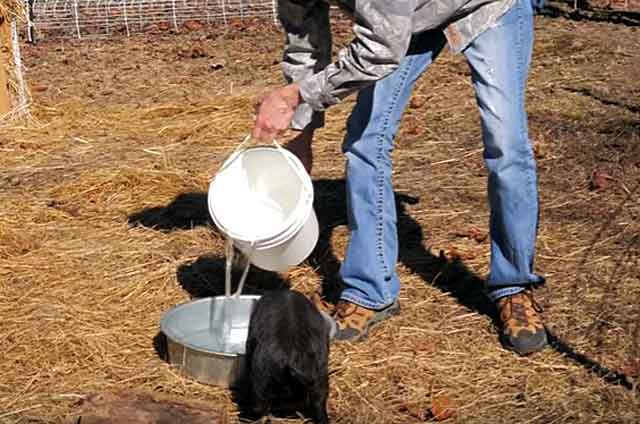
[1,9,639,424]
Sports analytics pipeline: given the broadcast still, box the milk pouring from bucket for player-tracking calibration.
[208,135,319,275]
[207,137,319,351]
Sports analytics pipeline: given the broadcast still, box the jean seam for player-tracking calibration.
[375,58,413,303]
[516,0,537,268]
[509,0,533,269]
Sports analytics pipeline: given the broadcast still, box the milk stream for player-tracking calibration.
[209,237,251,353]
[209,176,285,352]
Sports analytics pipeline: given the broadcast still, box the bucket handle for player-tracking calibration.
[214,135,312,197]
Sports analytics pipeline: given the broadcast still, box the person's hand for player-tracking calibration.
[253,84,302,142]
[284,128,314,175]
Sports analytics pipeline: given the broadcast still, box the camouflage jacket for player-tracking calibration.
[278,0,516,130]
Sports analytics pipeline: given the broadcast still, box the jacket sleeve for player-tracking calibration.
[279,0,332,130]
[297,0,415,112]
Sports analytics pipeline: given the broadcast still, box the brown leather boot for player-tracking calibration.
[496,289,548,355]
[332,299,400,342]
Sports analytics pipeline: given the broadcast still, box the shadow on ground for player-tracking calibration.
[540,3,640,26]
[130,178,637,393]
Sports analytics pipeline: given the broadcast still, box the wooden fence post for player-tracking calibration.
[0,14,10,116]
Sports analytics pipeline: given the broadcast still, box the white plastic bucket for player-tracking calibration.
[208,142,318,272]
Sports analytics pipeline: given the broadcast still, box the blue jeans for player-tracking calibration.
[339,0,545,309]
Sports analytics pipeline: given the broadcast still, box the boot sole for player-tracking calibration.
[500,330,549,356]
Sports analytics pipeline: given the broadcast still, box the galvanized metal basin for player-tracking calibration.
[160,295,261,387]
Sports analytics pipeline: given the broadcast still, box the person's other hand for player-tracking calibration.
[253,84,301,142]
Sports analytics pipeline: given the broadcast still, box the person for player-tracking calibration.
[252,0,548,356]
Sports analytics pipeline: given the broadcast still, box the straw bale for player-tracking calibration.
[0,0,31,123]
[0,0,26,22]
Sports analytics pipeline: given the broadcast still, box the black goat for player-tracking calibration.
[245,289,333,424]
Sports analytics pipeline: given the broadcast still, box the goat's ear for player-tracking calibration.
[319,311,336,340]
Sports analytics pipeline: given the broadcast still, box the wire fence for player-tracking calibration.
[25,0,278,40]
[19,0,640,41]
